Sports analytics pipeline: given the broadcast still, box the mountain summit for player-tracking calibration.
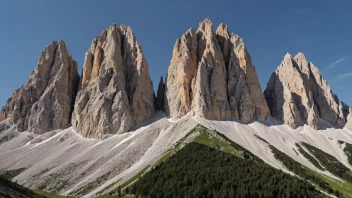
[264,53,347,129]
[71,24,155,139]
[164,19,270,123]
[0,41,79,134]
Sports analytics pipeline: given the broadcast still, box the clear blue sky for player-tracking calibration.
[1,0,351,106]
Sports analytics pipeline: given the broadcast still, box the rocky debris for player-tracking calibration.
[156,76,165,110]
[72,24,155,138]
[164,19,270,122]
[0,41,79,134]
[264,53,346,129]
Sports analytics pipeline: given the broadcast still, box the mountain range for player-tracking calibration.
[0,19,352,197]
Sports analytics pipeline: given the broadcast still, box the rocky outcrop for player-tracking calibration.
[345,108,352,131]
[342,102,350,119]
[164,19,270,122]
[0,110,5,122]
[0,41,79,134]
[264,53,346,129]
[72,24,154,139]
[156,77,165,110]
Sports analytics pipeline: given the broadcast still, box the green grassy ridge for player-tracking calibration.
[306,169,352,198]
[130,142,324,198]
[203,127,264,162]
[295,143,325,170]
[193,131,243,157]
[300,142,352,182]
[269,144,352,197]
[338,141,352,166]
[35,190,77,198]
[104,125,261,196]
[269,145,335,194]
[252,135,336,196]
[251,134,350,197]
[0,176,46,198]
[0,168,26,180]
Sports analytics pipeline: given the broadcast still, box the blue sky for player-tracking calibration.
[0,0,351,106]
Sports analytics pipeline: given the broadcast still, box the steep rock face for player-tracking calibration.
[0,41,79,133]
[216,24,270,122]
[72,24,154,138]
[341,102,350,119]
[165,19,270,122]
[0,110,5,122]
[346,108,352,131]
[264,53,346,129]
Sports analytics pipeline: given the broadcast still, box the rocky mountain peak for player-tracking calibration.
[72,24,155,138]
[264,53,346,129]
[216,23,229,35]
[197,18,213,34]
[293,52,310,75]
[284,52,292,59]
[165,19,270,123]
[0,40,79,133]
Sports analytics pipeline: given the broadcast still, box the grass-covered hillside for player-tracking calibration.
[129,142,323,198]
[0,176,46,198]
[269,142,352,198]
[299,142,352,182]
[338,141,352,166]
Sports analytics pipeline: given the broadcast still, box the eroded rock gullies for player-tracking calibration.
[264,53,347,129]
[72,24,155,138]
[0,41,79,134]
[164,19,270,122]
[156,76,165,110]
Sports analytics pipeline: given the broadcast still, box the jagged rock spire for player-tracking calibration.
[264,53,346,129]
[0,41,79,134]
[72,24,155,138]
[165,19,270,122]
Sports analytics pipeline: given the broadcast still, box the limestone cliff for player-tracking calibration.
[164,19,270,122]
[71,24,155,138]
[264,53,346,129]
[345,108,352,131]
[0,41,79,134]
